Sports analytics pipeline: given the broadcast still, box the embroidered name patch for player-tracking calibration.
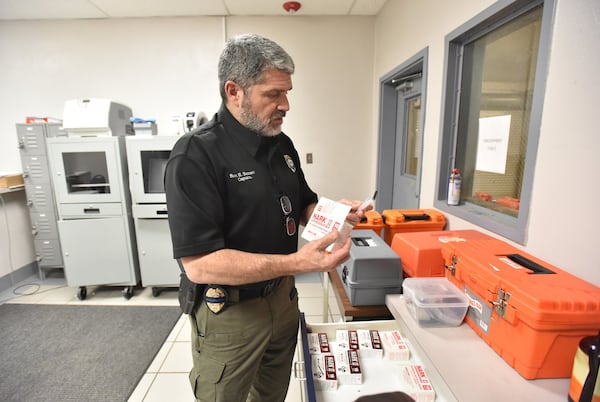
[228,170,256,182]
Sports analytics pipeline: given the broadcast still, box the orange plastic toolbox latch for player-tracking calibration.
[491,287,511,319]
[445,255,458,276]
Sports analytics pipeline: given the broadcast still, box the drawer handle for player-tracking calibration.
[156,210,168,215]
[84,208,100,214]
[293,361,306,380]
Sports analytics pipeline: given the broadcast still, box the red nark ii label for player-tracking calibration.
[348,330,359,350]
[348,350,361,374]
[318,333,330,353]
[324,355,336,380]
[370,330,382,349]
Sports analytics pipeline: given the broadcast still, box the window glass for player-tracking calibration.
[62,151,110,194]
[455,6,542,218]
[435,0,554,243]
[404,96,421,176]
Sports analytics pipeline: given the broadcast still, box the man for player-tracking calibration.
[165,33,365,402]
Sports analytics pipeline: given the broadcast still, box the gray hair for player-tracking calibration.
[218,33,295,101]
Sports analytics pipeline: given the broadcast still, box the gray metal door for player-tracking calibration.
[391,77,422,209]
[376,51,427,211]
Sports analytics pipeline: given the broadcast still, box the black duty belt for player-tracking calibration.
[202,278,283,314]
[238,278,282,300]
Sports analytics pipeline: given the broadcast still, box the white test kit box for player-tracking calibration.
[311,354,337,391]
[308,332,331,354]
[398,364,436,402]
[301,197,351,251]
[334,349,363,385]
[336,329,384,359]
[380,330,410,361]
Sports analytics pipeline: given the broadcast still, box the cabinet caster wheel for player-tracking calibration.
[77,286,87,300]
[123,286,134,300]
[152,287,161,297]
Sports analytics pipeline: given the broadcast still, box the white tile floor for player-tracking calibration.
[0,270,342,402]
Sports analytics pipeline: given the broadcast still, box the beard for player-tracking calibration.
[239,98,285,137]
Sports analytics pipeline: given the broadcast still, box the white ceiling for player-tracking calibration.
[0,0,389,20]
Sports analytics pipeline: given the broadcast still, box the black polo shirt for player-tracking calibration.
[165,104,318,260]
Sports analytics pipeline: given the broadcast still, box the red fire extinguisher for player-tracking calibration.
[447,168,461,206]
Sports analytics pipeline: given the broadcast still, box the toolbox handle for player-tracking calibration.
[506,254,555,274]
[351,237,370,247]
[403,213,430,222]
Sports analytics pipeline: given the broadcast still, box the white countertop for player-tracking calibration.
[385,295,570,402]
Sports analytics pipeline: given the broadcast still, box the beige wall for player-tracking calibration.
[1,0,599,286]
[0,15,376,278]
[0,190,35,279]
[374,0,600,286]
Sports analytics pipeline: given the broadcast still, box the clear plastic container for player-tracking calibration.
[402,277,469,327]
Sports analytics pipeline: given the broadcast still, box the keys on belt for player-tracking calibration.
[203,278,282,315]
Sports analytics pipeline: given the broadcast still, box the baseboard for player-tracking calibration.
[0,262,37,293]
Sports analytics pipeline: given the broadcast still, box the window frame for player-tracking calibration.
[434,0,556,244]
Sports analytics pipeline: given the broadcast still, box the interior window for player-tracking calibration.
[435,0,554,243]
[457,6,542,218]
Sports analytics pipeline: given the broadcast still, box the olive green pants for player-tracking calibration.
[188,276,300,402]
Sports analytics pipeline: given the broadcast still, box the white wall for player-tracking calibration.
[2,0,599,287]
[374,0,600,286]
[223,16,375,200]
[0,190,35,279]
[0,15,376,276]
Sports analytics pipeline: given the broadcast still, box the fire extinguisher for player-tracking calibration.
[448,168,461,206]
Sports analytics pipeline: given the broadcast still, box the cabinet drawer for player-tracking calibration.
[296,314,453,402]
[132,203,169,218]
[60,202,123,218]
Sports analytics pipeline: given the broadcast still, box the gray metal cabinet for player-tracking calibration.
[58,217,136,286]
[16,123,65,278]
[47,136,140,300]
[131,205,179,289]
[126,136,180,294]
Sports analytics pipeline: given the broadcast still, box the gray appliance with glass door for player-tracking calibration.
[126,135,179,296]
[47,135,140,300]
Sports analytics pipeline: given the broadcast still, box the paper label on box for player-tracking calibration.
[357,329,384,359]
[308,333,331,354]
[399,364,435,402]
[311,354,337,390]
[380,330,410,361]
[335,349,362,385]
[336,330,359,351]
[301,197,351,247]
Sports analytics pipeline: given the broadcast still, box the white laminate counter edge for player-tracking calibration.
[385,295,570,402]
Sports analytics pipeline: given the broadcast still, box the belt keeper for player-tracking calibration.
[228,287,240,303]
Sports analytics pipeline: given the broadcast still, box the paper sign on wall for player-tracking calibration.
[475,115,511,174]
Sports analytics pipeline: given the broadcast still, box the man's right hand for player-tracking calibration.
[295,230,351,274]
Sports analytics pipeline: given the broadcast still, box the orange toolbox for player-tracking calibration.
[381,209,446,245]
[354,210,385,237]
[390,229,493,278]
[441,238,600,379]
